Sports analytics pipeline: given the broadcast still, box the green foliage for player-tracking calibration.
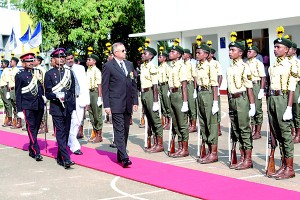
[21,0,145,65]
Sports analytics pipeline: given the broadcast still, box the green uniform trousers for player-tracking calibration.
[0,87,12,117]
[228,92,253,150]
[292,83,300,128]
[187,82,197,120]
[141,90,163,137]
[197,90,218,145]
[268,94,294,158]
[251,82,263,125]
[170,88,189,142]
[159,84,171,118]
[88,90,103,131]
[10,89,17,117]
[217,95,221,123]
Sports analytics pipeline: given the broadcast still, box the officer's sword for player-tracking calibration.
[144,116,148,149]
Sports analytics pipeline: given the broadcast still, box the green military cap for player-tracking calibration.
[229,41,245,51]
[210,48,216,54]
[1,59,9,65]
[291,42,297,49]
[36,56,44,61]
[11,57,19,63]
[183,49,191,54]
[159,51,168,57]
[172,45,184,55]
[144,47,157,56]
[196,44,211,53]
[273,37,292,48]
[88,54,99,63]
[248,45,259,53]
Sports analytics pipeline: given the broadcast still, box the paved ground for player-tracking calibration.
[0,96,300,199]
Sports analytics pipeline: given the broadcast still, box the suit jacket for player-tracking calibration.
[15,68,44,112]
[102,58,138,114]
[44,67,76,116]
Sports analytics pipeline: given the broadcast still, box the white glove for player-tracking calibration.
[42,95,47,104]
[152,102,159,112]
[167,90,170,97]
[55,92,65,100]
[283,106,293,121]
[257,89,264,100]
[97,97,102,106]
[212,101,219,115]
[181,101,188,112]
[193,89,197,99]
[17,112,25,119]
[218,88,220,96]
[249,103,256,117]
[298,96,300,104]
[6,92,10,99]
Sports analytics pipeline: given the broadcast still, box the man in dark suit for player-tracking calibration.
[102,42,139,168]
[44,48,76,169]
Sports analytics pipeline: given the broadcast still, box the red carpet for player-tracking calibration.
[1,130,299,199]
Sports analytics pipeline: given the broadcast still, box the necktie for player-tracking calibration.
[71,68,80,96]
[120,62,126,75]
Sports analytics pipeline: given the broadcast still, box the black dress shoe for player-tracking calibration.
[63,160,75,169]
[122,159,132,168]
[57,160,64,166]
[74,150,83,155]
[35,154,43,161]
[29,152,35,159]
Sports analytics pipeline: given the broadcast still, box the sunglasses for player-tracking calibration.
[115,49,127,53]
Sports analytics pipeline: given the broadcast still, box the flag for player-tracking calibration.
[9,28,17,51]
[28,22,42,48]
[19,25,31,44]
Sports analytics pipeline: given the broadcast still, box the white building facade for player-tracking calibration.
[130,0,300,91]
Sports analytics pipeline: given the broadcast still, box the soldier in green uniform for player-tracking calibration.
[246,39,266,140]
[227,31,256,170]
[182,49,197,133]
[207,41,223,136]
[9,57,21,129]
[168,41,189,158]
[1,59,13,127]
[158,47,171,130]
[86,54,103,143]
[194,37,219,164]
[267,28,296,179]
[286,40,300,143]
[140,42,164,153]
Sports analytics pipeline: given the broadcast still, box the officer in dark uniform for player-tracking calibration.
[15,53,45,161]
[44,48,76,169]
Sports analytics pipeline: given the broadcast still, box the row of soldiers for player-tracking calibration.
[138,26,299,180]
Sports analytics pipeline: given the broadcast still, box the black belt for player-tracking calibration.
[198,86,209,91]
[10,87,15,90]
[159,82,167,86]
[142,87,152,93]
[252,80,261,84]
[0,86,6,89]
[269,90,288,96]
[89,88,97,92]
[171,87,180,93]
[228,91,245,99]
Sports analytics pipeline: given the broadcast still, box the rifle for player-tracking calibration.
[44,103,48,153]
[167,118,175,156]
[230,141,237,166]
[266,123,276,176]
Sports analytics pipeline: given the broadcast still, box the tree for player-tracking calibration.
[21,0,145,63]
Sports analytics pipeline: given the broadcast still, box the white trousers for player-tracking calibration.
[68,99,84,152]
